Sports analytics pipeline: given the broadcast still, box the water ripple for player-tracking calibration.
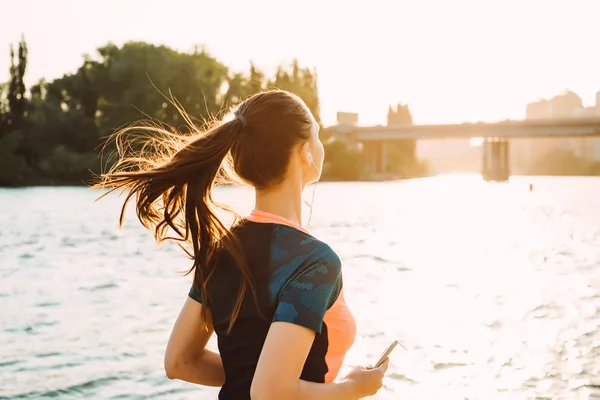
[1,178,599,399]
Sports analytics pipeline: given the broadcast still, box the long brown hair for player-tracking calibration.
[94,90,314,332]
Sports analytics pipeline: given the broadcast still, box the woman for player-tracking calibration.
[97,90,389,399]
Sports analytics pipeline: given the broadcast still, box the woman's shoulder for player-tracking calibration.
[269,226,344,328]
[228,220,342,279]
[269,224,341,275]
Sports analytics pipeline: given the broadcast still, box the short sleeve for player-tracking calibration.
[272,253,342,334]
[188,283,203,304]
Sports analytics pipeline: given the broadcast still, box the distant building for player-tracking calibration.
[512,90,600,171]
[387,104,413,126]
[336,112,359,126]
[331,112,361,150]
[526,91,583,119]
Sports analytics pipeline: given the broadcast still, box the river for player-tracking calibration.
[1,175,599,399]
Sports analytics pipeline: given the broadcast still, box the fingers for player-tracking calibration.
[376,358,389,374]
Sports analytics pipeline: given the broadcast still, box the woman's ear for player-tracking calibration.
[299,141,311,166]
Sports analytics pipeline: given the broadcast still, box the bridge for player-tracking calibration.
[328,117,600,181]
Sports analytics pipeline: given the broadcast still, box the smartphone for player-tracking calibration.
[373,340,399,368]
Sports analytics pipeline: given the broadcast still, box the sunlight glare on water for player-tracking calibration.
[1,175,599,399]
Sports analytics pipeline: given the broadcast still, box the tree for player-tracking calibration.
[267,60,321,125]
[322,140,365,181]
[0,38,429,185]
[6,36,28,130]
[0,83,9,136]
[88,42,230,133]
[223,62,266,106]
[383,103,429,177]
[0,40,331,186]
[0,130,31,185]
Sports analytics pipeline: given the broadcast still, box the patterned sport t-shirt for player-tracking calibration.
[188,210,356,400]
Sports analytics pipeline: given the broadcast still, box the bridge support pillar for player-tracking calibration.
[380,141,388,173]
[482,138,510,181]
[363,140,386,174]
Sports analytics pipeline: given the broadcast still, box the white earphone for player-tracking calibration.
[304,151,318,227]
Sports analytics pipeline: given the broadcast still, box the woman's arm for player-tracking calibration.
[164,297,224,386]
[251,321,356,400]
[250,247,388,400]
[251,321,384,400]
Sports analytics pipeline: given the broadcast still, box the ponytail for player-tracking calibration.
[94,111,254,333]
[95,90,315,333]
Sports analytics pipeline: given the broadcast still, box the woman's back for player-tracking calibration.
[194,219,342,399]
[96,90,389,399]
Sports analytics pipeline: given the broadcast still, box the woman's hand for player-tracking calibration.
[342,358,389,398]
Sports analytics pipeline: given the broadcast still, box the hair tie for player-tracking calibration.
[236,114,247,128]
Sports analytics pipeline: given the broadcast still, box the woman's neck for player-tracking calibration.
[254,178,303,226]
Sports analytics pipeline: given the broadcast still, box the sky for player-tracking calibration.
[2,0,600,126]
